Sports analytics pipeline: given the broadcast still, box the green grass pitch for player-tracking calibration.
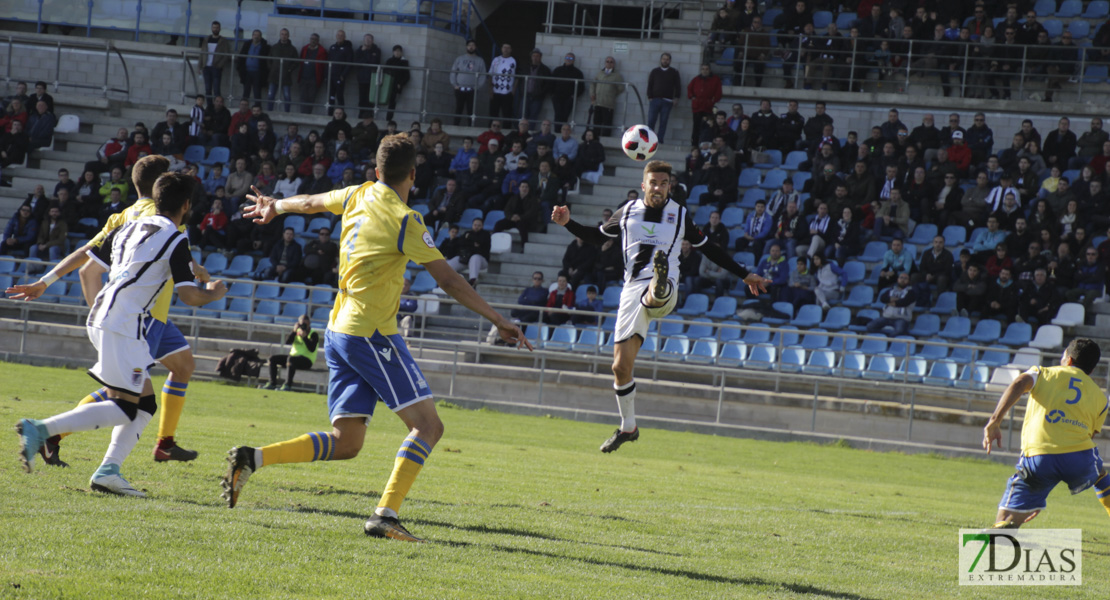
[0,362,1108,599]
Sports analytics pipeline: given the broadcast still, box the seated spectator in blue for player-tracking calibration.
[510,270,548,324]
[553,124,579,162]
[779,257,816,310]
[204,163,227,197]
[878,238,913,289]
[826,205,861,264]
[325,147,355,184]
[735,199,774,256]
[752,242,789,300]
[0,204,37,256]
[501,155,532,197]
[873,187,911,240]
[1068,247,1106,309]
[26,100,55,149]
[448,137,477,175]
[572,284,603,325]
[810,253,846,310]
[258,227,302,283]
[866,272,916,336]
[969,215,1009,261]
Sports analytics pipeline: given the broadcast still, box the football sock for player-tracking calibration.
[42,399,132,437]
[101,395,156,467]
[58,388,108,440]
[158,380,188,441]
[1095,473,1110,518]
[259,432,335,467]
[615,380,637,432]
[377,435,432,515]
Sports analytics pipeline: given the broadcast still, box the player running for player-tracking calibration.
[983,338,1110,528]
[15,174,227,495]
[224,134,531,542]
[6,156,208,481]
[551,160,768,453]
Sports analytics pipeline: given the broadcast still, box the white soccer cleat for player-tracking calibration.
[90,468,147,498]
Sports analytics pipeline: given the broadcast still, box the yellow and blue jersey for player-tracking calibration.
[1021,365,1109,456]
[88,198,186,324]
[322,182,443,337]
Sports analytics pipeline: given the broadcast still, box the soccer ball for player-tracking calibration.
[621,125,659,162]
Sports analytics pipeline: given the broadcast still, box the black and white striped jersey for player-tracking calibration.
[600,198,709,283]
[85,215,196,337]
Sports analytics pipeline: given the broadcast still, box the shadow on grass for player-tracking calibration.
[411,518,682,556]
[488,502,645,524]
[805,508,964,529]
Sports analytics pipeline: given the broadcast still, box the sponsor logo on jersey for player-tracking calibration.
[378,347,393,362]
[422,231,436,248]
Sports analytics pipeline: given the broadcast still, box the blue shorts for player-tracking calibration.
[143,317,190,361]
[999,448,1104,512]
[325,329,433,424]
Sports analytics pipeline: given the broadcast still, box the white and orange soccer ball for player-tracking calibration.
[621,124,659,161]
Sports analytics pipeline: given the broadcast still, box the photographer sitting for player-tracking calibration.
[264,315,319,391]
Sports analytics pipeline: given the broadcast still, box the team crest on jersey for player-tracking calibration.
[131,368,143,387]
[665,212,676,224]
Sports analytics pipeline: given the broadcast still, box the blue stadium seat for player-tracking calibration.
[938,315,971,339]
[978,346,1013,368]
[300,217,332,239]
[283,215,306,235]
[196,297,228,318]
[221,297,254,321]
[837,351,867,378]
[222,255,254,278]
[658,317,685,337]
[1069,19,1091,39]
[310,306,331,329]
[1057,0,1082,17]
[483,210,505,228]
[733,251,756,268]
[862,354,897,380]
[799,329,829,350]
[677,293,709,316]
[802,349,836,375]
[309,287,335,306]
[771,325,800,348]
[411,271,437,293]
[812,10,833,29]
[792,172,811,190]
[737,169,762,189]
[897,357,928,383]
[790,304,823,328]
[835,13,857,30]
[720,206,745,228]
[602,286,622,309]
[752,150,782,169]
[1085,0,1110,19]
[544,325,578,350]
[819,307,851,330]
[714,46,735,67]
[842,261,865,284]
[1034,0,1056,16]
[184,145,206,164]
[741,326,772,345]
[202,146,230,167]
[640,334,659,356]
[907,314,940,337]
[744,343,777,370]
[930,291,957,315]
[848,308,879,332]
[57,282,84,305]
[601,315,617,333]
[705,296,737,320]
[573,329,604,352]
[716,321,742,342]
[226,281,254,298]
[687,338,719,364]
[693,205,715,227]
[201,252,227,275]
[718,340,747,367]
[457,208,484,227]
[763,302,794,325]
[758,169,787,190]
[782,150,808,170]
[685,318,715,339]
[278,286,307,302]
[949,344,977,364]
[523,324,547,345]
[864,265,883,286]
[968,319,1002,344]
[0,258,15,274]
[1084,64,1108,83]
[906,223,937,246]
[997,322,1033,347]
[956,364,991,390]
[914,338,949,361]
[253,300,280,323]
[941,225,967,247]
[858,241,888,263]
[688,185,709,203]
[659,335,690,361]
[739,188,765,209]
[858,334,889,355]
[887,336,916,358]
[275,302,307,325]
[254,282,280,299]
[780,347,806,373]
[1042,18,1064,39]
[923,360,958,387]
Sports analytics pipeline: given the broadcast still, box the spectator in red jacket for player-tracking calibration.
[197,197,229,250]
[227,98,251,138]
[687,63,722,148]
[124,132,151,169]
[544,273,576,325]
[298,33,329,115]
[947,130,971,176]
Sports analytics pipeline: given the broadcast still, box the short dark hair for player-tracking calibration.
[643,160,672,177]
[152,173,195,216]
[132,155,171,197]
[1066,338,1101,374]
[375,134,418,185]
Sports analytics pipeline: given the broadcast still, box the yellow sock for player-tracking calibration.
[158,380,188,440]
[378,436,432,514]
[1095,473,1110,518]
[58,389,108,440]
[260,432,335,467]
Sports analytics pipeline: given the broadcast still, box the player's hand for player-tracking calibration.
[206,279,228,298]
[6,280,46,301]
[551,205,570,226]
[982,424,1002,454]
[743,273,771,296]
[244,185,278,224]
[192,262,211,283]
[496,318,533,351]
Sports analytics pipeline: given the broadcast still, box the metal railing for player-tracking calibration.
[543,0,709,39]
[1,34,131,100]
[712,31,1106,103]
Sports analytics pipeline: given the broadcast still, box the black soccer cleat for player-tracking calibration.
[651,250,671,301]
[153,437,199,462]
[220,446,256,508]
[364,514,425,543]
[600,428,639,453]
[39,434,69,468]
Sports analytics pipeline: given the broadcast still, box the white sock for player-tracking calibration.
[42,401,130,437]
[101,409,153,468]
[615,381,637,432]
[254,448,264,468]
[375,506,398,518]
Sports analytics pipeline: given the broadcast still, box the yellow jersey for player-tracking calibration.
[322,182,443,337]
[88,198,187,323]
[1021,365,1109,456]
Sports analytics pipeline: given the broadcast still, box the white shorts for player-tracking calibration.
[613,277,678,344]
[87,328,156,395]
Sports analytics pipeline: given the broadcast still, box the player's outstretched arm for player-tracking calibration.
[423,259,532,350]
[5,242,93,300]
[243,185,332,224]
[177,280,229,306]
[552,205,613,246]
[699,241,771,295]
[982,373,1034,454]
[79,257,107,308]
